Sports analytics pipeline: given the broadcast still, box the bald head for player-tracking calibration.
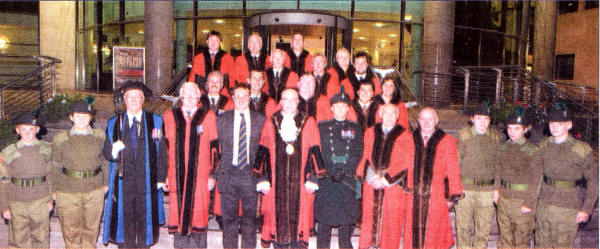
[280,88,300,115]
[380,103,399,128]
[418,107,439,136]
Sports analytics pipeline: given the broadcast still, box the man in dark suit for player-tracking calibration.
[216,83,266,249]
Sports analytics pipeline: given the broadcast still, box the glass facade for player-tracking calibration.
[74,0,526,92]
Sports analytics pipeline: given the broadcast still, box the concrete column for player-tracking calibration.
[532,1,557,81]
[174,2,187,73]
[145,1,173,96]
[40,1,76,91]
[422,1,455,107]
[407,1,424,98]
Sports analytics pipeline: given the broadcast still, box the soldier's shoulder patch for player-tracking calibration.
[52,131,69,145]
[1,144,17,156]
[93,129,106,139]
[572,141,592,158]
[458,128,471,141]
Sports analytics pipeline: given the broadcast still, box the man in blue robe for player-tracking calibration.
[102,82,167,248]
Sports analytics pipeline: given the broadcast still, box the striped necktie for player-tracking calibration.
[237,113,248,169]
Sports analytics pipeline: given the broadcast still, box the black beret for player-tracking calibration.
[69,100,95,115]
[548,107,572,122]
[505,106,529,125]
[12,111,45,126]
[115,81,152,98]
[330,86,351,106]
[471,102,492,116]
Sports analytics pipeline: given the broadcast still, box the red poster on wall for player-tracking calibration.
[113,46,145,90]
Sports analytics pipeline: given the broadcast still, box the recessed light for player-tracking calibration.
[201,30,210,34]
[389,33,397,38]
[0,38,8,49]
[374,23,384,27]
[234,34,241,37]
[380,39,388,43]
[404,15,412,21]
[353,28,360,32]
[215,19,224,24]
[138,30,144,35]
[358,37,366,40]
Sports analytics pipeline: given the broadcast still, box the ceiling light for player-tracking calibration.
[353,28,360,32]
[380,39,388,43]
[358,37,366,40]
[374,23,384,27]
[389,33,397,38]
[234,34,241,37]
[201,30,210,34]
[404,15,412,21]
[0,38,7,49]
[215,19,224,24]
[138,30,144,35]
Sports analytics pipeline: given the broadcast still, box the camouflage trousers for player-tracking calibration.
[8,196,50,248]
[55,188,104,249]
[496,196,534,248]
[455,190,495,249]
[535,201,578,248]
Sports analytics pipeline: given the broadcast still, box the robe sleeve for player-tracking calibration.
[204,112,220,178]
[356,128,374,181]
[383,130,414,190]
[303,118,327,184]
[325,73,341,100]
[102,123,118,162]
[286,72,300,89]
[188,53,205,82]
[443,136,464,202]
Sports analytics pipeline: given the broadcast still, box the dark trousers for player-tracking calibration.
[173,232,207,249]
[219,167,258,249]
[317,223,354,249]
[120,191,147,249]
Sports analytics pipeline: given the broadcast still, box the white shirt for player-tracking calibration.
[232,109,252,165]
[208,95,220,105]
[273,69,282,78]
[181,107,197,120]
[355,73,366,81]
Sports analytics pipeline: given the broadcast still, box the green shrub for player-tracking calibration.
[44,93,84,123]
[0,119,18,151]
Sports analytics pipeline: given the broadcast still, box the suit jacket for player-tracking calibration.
[216,110,266,193]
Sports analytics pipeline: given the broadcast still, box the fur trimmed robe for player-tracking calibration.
[356,123,414,249]
[404,128,463,249]
[254,111,326,247]
[163,106,219,235]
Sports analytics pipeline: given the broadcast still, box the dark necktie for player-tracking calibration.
[185,111,192,121]
[211,98,217,111]
[210,53,216,66]
[315,75,321,84]
[253,56,259,68]
[131,118,139,155]
[252,96,259,105]
[274,72,281,87]
[237,113,248,169]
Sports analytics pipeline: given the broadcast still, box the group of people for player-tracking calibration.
[0,29,596,249]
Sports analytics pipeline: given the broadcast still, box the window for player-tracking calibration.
[558,1,578,14]
[555,54,575,80]
[584,1,599,9]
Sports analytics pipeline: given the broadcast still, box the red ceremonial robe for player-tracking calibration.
[254,111,326,247]
[404,128,463,249]
[313,72,339,100]
[373,96,410,130]
[356,123,415,249]
[341,70,382,98]
[188,49,235,95]
[285,49,313,75]
[264,67,300,102]
[250,92,278,117]
[233,51,272,85]
[163,105,219,235]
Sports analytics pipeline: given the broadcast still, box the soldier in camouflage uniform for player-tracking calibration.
[52,100,107,248]
[495,108,541,248]
[534,104,598,248]
[0,112,53,248]
[455,102,501,248]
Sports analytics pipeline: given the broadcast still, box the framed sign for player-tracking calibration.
[113,46,145,90]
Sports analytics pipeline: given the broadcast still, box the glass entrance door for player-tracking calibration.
[244,11,351,65]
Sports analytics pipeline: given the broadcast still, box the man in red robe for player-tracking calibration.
[265,49,299,102]
[340,52,381,98]
[356,103,414,249]
[201,71,234,115]
[285,33,313,75]
[248,69,277,117]
[234,33,272,85]
[163,82,219,248]
[188,30,235,95]
[296,74,330,123]
[404,107,463,249]
[311,53,341,100]
[254,88,326,248]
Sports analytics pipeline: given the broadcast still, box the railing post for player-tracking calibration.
[39,57,45,109]
[0,90,3,119]
[462,69,470,111]
[579,86,585,105]
[51,61,56,96]
[512,77,519,103]
[493,67,502,107]
[585,113,592,145]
